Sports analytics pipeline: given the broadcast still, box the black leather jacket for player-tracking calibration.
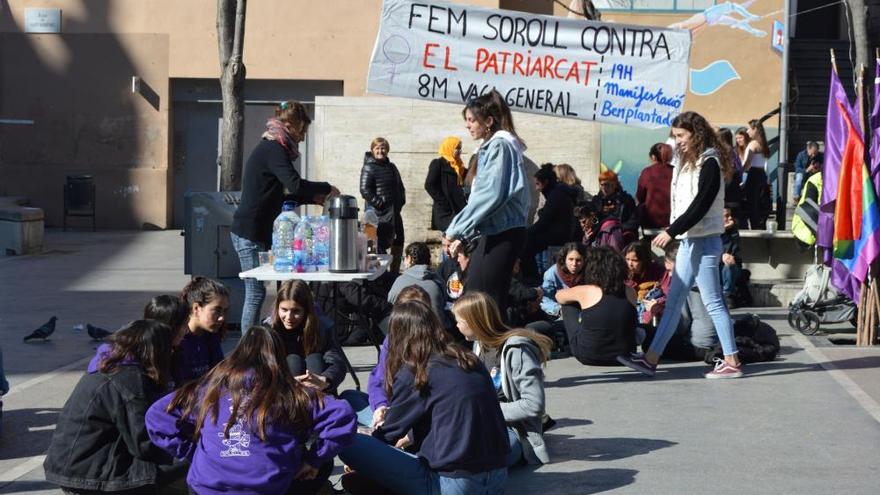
[44,366,172,491]
[359,152,406,223]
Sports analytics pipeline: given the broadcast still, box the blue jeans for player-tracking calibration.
[230,232,267,332]
[649,237,738,357]
[339,434,507,495]
[721,263,741,296]
[340,390,374,427]
[793,172,804,199]
[506,427,523,468]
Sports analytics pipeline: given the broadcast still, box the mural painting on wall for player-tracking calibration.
[597,0,783,194]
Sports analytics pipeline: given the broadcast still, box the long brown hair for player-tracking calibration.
[395,285,431,306]
[747,119,770,158]
[276,101,311,141]
[166,326,316,442]
[272,280,321,356]
[465,153,479,187]
[384,301,478,397]
[671,111,733,183]
[452,292,552,363]
[734,127,750,158]
[462,89,523,146]
[144,295,189,345]
[98,320,174,388]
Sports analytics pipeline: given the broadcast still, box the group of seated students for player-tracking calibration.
[43,264,553,494]
[42,222,740,495]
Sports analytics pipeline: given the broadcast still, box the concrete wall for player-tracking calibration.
[313,96,600,243]
[0,32,170,229]
[1,0,502,96]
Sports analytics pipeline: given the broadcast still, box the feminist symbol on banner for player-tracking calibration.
[382,35,411,85]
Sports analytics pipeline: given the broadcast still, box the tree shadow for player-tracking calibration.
[548,417,594,429]
[545,434,677,462]
[0,408,61,460]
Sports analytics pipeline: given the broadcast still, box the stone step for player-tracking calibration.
[749,279,803,308]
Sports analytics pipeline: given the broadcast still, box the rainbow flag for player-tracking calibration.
[832,99,880,287]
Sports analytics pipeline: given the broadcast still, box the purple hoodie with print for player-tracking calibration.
[367,337,390,410]
[146,389,356,495]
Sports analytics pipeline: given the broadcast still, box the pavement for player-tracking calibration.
[1,230,880,494]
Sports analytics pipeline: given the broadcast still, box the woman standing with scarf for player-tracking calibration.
[232,100,339,332]
[425,136,468,233]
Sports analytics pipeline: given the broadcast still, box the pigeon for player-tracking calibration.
[23,316,57,342]
[87,324,113,341]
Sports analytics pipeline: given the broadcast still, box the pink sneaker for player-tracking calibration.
[705,358,743,379]
[616,353,657,377]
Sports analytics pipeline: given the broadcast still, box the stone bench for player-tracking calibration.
[0,197,44,255]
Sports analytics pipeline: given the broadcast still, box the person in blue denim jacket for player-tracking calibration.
[444,90,530,317]
[792,141,822,204]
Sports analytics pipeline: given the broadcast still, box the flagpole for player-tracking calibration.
[855,64,875,346]
[831,49,838,75]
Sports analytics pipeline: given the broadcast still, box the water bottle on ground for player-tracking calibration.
[272,201,299,272]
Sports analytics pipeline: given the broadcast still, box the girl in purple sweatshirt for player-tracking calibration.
[146,325,356,495]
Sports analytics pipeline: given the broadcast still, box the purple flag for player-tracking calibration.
[871,58,880,193]
[818,66,856,259]
[832,259,862,302]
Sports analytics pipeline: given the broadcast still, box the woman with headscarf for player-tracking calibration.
[425,136,468,232]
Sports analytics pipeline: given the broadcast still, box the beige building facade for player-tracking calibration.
[0,0,783,233]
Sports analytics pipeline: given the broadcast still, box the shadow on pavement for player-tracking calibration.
[825,356,880,369]
[548,417,594,429]
[546,435,677,462]
[513,467,639,494]
[0,479,57,494]
[0,408,61,460]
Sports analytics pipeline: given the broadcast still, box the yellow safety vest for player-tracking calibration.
[791,173,823,246]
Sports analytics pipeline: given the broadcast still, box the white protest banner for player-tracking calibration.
[368,0,692,129]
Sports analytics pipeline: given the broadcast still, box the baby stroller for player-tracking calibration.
[787,263,857,335]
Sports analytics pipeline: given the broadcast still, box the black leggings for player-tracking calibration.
[376,212,405,253]
[742,168,769,230]
[465,227,526,320]
[286,353,325,376]
[519,233,550,285]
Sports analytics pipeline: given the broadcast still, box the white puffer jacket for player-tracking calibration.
[670,148,724,239]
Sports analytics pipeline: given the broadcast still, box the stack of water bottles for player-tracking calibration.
[292,215,330,272]
[272,201,330,273]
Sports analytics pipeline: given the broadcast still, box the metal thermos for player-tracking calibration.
[329,195,360,273]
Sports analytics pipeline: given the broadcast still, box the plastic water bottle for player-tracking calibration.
[314,215,331,272]
[272,201,299,272]
[293,215,315,272]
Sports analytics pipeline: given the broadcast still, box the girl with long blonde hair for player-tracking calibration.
[452,291,552,467]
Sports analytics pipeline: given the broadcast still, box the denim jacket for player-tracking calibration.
[445,131,529,241]
[540,266,569,317]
